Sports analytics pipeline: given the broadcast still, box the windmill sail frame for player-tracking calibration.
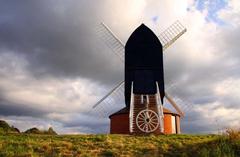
[96,21,187,63]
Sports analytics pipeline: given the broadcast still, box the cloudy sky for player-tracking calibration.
[0,0,239,134]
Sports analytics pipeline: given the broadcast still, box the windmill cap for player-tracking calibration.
[125,23,162,46]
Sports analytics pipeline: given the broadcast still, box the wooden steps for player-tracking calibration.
[131,94,162,135]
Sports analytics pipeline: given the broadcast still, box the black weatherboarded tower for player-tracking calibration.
[125,24,165,108]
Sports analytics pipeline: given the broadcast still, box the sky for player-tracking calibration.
[0,0,239,134]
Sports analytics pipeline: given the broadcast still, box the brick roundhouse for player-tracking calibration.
[109,107,181,134]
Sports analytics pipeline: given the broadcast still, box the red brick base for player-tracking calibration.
[109,107,180,134]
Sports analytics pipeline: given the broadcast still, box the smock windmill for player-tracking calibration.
[93,21,187,134]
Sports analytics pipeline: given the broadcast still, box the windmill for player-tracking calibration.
[93,21,187,134]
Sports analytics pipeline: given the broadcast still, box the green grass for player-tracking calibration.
[0,133,239,157]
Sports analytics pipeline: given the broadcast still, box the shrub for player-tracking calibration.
[0,120,20,134]
[225,128,240,141]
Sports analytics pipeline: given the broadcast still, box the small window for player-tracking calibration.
[141,95,148,104]
[143,95,147,102]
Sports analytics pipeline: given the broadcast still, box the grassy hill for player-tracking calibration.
[0,132,239,157]
[0,120,239,157]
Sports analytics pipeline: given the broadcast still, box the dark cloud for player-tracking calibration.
[0,0,123,85]
[0,100,46,117]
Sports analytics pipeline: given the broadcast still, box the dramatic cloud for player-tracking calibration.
[0,0,239,133]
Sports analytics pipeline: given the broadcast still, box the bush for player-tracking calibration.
[24,127,57,135]
[225,128,240,141]
[0,120,20,134]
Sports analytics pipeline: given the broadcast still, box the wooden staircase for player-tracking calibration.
[130,94,164,135]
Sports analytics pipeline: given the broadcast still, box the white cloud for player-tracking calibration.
[0,52,107,113]
[218,0,240,26]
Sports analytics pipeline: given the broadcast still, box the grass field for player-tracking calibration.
[0,132,240,157]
